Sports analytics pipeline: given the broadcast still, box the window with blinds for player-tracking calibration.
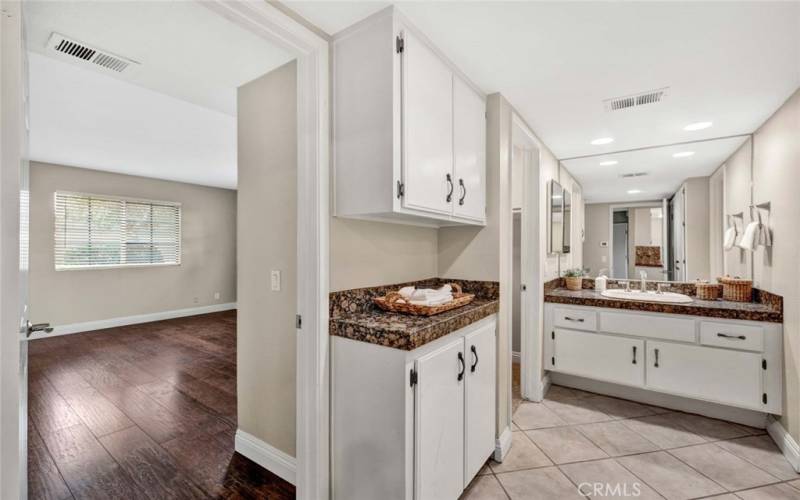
[54,192,181,270]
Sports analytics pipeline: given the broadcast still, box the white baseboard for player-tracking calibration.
[767,416,800,473]
[28,303,237,340]
[512,351,521,364]
[494,426,513,463]
[537,374,551,402]
[235,429,297,485]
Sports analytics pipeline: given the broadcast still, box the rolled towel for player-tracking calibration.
[398,286,416,299]
[723,227,737,250]
[737,221,759,251]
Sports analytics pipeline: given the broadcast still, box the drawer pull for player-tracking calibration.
[632,346,637,364]
[654,348,659,368]
[717,333,746,340]
[564,316,584,323]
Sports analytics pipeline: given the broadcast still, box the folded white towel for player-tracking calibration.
[738,221,759,251]
[756,221,772,248]
[409,294,453,306]
[397,285,454,305]
[398,286,416,299]
[723,227,737,250]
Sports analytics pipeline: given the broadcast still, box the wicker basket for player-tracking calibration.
[718,276,753,302]
[695,282,722,301]
[373,283,475,316]
[565,276,583,291]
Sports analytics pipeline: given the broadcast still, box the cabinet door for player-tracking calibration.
[552,329,645,386]
[453,76,486,221]
[646,341,762,409]
[401,29,454,215]
[464,323,495,486]
[414,337,464,500]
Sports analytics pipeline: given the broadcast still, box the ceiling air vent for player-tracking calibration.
[620,172,649,178]
[46,33,140,75]
[604,88,669,112]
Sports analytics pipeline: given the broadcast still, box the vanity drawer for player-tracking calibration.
[700,321,764,352]
[554,307,597,331]
[600,311,695,343]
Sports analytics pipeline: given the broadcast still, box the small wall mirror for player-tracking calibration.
[563,188,572,254]
[549,180,564,254]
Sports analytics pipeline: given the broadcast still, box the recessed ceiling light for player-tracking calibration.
[673,151,695,158]
[627,189,642,194]
[599,160,618,166]
[591,137,614,145]
[684,121,712,131]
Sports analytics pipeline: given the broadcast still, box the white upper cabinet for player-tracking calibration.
[333,7,487,227]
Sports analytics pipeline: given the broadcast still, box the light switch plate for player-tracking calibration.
[271,270,281,291]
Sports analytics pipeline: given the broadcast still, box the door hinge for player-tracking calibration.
[551,356,555,366]
[396,35,404,53]
[762,393,767,404]
[551,331,555,340]
[409,368,418,387]
[397,181,405,199]
[295,314,302,329]
[762,359,767,370]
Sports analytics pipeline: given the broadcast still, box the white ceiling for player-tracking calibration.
[290,1,800,158]
[562,136,748,204]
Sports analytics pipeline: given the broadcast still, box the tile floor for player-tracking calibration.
[462,364,800,500]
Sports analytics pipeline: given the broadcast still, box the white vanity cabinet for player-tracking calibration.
[332,316,496,500]
[544,304,783,414]
[333,7,486,227]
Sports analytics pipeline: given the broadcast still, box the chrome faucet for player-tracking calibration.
[639,271,647,292]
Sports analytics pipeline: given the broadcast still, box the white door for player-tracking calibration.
[464,323,495,486]
[552,329,645,386]
[646,341,762,409]
[415,337,464,500]
[452,76,485,221]
[401,29,453,215]
[520,143,541,400]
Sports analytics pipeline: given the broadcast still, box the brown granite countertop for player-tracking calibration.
[330,278,499,350]
[544,279,782,323]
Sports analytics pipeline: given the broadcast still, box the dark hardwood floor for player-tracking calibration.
[27,311,296,500]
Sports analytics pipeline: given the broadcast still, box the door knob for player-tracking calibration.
[27,321,53,337]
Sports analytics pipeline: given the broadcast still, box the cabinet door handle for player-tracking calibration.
[564,316,584,323]
[446,174,454,203]
[470,345,478,372]
[717,333,746,340]
[632,346,637,364]
[654,348,659,368]
[458,178,466,206]
[457,351,465,381]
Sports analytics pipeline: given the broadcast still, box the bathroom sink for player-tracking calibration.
[600,289,693,304]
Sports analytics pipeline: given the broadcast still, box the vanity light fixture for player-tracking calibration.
[672,151,695,158]
[684,121,713,131]
[627,189,642,194]
[599,160,618,166]
[591,137,614,145]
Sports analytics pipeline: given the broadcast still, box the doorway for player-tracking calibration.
[612,210,630,279]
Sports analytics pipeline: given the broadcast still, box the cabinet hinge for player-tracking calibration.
[763,393,767,404]
[551,356,555,366]
[762,359,767,370]
[396,35,404,53]
[409,368,418,387]
[397,180,405,199]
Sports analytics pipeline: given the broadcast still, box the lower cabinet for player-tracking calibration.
[552,329,644,386]
[332,315,497,500]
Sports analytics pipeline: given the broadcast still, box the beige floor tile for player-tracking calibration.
[543,385,582,402]
[701,495,739,500]
[460,474,509,500]
[560,458,663,500]
[477,462,493,476]
[620,413,707,449]
[669,443,779,491]
[735,483,800,500]
[525,427,607,464]
[617,451,726,500]
[576,420,659,457]
[789,480,800,490]
[716,435,800,481]
[496,466,585,500]
[669,412,756,441]
[584,395,657,419]
[490,432,552,473]
[513,402,566,430]
[542,397,612,425]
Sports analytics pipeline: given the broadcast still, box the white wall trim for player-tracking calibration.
[28,303,237,340]
[235,429,297,485]
[493,426,513,462]
[767,416,800,473]
[536,374,551,403]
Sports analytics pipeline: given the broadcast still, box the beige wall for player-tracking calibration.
[722,139,753,279]
[750,89,800,442]
[583,203,611,277]
[684,177,710,281]
[29,162,236,326]
[709,167,725,279]
[237,61,297,456]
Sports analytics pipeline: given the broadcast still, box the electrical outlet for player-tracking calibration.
[214,292,220,300]
[271,270,281,291]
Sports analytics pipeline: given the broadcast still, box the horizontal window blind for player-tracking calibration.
[54,192,181,270]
